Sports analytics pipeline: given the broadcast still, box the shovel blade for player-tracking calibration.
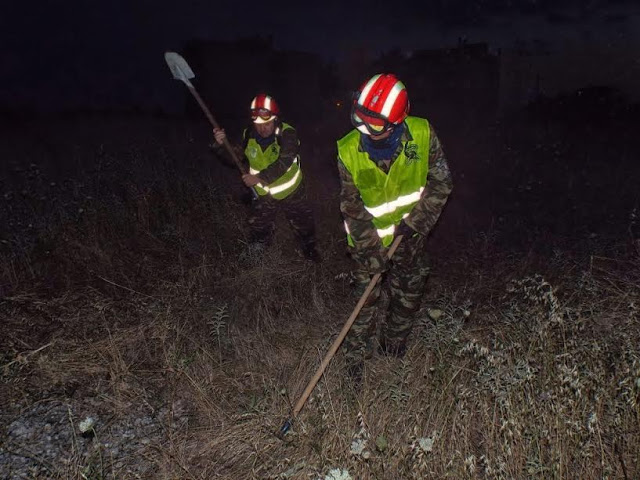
[164,51,195,85]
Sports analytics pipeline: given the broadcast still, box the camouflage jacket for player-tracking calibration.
[338,121,453,261]
[213,121,301,185]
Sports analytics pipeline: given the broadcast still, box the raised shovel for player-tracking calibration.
[164,51,258,200]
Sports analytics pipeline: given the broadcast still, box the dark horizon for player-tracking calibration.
[1,0,639,113]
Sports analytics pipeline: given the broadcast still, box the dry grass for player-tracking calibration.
[1,115,640,479]
[2,243,639,479]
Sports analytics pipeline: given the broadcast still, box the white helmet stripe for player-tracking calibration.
[381,81,405,119]
[251,97,257,109]
[358,74,381,106]
[264,96,272,111]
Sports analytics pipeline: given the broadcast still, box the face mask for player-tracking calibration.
[361,123,405,160]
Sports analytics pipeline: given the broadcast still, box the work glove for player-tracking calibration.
[348,246,387,297]
[360,247,389,276]
[394,220,427,269]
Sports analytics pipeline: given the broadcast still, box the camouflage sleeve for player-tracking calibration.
[404,126,453,236]
[257,127,300,184]
[338,158,388,272]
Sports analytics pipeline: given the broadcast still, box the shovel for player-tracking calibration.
[278,235,404,437]
[164,51,258,200]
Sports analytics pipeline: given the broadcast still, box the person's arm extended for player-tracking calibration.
[403,127,453,236]
[211,127,247,170]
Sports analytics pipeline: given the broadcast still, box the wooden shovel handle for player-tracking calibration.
[284,235,404,431]
[186,85,259,199]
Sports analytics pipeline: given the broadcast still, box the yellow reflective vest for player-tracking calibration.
[337,116,430,247]
[244,123,302,200]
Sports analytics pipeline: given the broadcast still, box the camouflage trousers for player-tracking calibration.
[248,181,316,249]
[343,234,430,365]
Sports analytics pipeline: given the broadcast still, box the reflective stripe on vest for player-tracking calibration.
[337,116,430,247]
[364,186,425,217]
[244,122,302,200]
[253,157,302,199]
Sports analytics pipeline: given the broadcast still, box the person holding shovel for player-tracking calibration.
[337,73,453,381]
[212,93,320,262]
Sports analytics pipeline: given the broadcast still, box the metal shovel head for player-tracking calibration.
[164,51,195,86]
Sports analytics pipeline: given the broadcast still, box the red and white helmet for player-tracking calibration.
[351,74,409,135]
[250,93,279,124]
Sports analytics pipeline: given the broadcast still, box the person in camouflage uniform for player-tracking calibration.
[337,74,453,379]
[213,93,320,262]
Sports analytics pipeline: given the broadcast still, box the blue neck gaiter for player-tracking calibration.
[255,133,275,149]
[361,123,405,162]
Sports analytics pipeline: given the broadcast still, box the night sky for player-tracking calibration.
[1,0,639,112]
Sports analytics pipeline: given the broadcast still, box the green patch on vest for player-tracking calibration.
[404,142,420,165]
[247,145,259,159]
